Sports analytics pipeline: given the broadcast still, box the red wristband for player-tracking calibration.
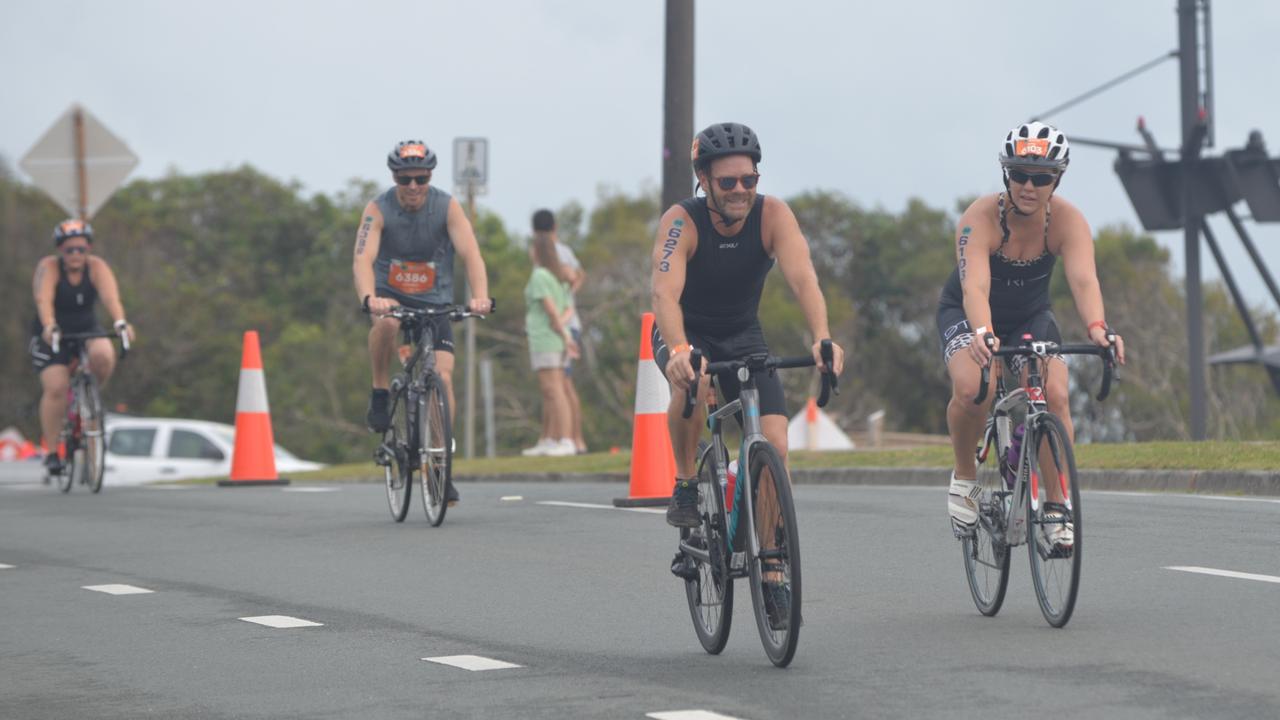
[1088,320,1108,333]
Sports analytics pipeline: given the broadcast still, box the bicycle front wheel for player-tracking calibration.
[683,441,733,654]
[1026,412,1081,628]
[79,376,106,493]
[746,442,801,667]
[384,390,413,522]
[962,432,1011,616]
[419,376,452,527]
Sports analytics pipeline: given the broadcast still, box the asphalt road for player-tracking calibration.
[1,478,1278,719]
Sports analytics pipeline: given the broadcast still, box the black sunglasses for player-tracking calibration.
[394,174,431,186]
[712,173,760,191]
[60,246,90,255]
[1006,168,1058,187]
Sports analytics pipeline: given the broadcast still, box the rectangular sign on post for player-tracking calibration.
[452,137,488,195]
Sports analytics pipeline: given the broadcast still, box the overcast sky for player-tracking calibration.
[3,0,1279,310]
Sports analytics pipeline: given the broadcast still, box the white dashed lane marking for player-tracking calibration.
[423,655,522,671]
[1165,566,1280,585]
[83,584,154,595]
[239,615,324,628]
[500,495,524,502]
[647,711,749,720]
[537,500,665,515]
[0,563,14,569]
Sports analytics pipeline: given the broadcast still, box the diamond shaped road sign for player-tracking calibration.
[20,104,138,219]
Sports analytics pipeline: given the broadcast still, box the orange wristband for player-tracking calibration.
[670,343,692,356]
[1088,320,1108,333]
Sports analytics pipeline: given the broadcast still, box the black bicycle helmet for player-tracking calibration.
[52,218,93,245]
[690,122,762,172]
[387,140,438,172]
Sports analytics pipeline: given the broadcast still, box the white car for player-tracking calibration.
[104,416,326,486]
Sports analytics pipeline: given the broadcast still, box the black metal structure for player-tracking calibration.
[662,0,694,212]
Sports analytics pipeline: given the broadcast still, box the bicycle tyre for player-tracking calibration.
[962,429,1012,616]
[745,442,801,667]
[80,376,106,494]
[58,386,76,494]
[1026,412,1081,628]
[384,387,413,522]
[419,375,452,527]
[683,441,734,654]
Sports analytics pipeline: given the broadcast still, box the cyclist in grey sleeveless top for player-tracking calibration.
[938,122,1125,548]
[353,141,491,500]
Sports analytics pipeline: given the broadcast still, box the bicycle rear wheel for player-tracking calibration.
[419,376,452,527]
[683,441,734,654]
[79,376,106,493]
[746,442,801,667]
[383,388,413,522]
[962,430,1011,616]
[57,440,75,494]
[1027,412,1081,628]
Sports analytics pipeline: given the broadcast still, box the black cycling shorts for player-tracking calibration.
[28,327,104,373]
[375,296,455,354]
[652,322,787,418]
[936,305,1063,375]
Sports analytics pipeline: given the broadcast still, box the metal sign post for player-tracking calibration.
[20,104,138,220]
[453,138,489,460]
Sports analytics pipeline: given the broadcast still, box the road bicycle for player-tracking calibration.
[673,340,837,667]
[961,332,1117,627]
[45,329,130,494]
[365,301,493,525]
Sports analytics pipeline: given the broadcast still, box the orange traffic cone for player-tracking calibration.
[218,331,289,487]
[614,312,677,507]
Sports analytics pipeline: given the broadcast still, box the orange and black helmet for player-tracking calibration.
[691,122,761,173]
[387,140,438,172]
[52,218,93,245]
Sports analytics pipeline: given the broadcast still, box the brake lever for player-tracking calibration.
[682,349,703,419]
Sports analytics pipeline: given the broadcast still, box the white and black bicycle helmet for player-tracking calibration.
[387,140,438,172]
[999,122,1070,170]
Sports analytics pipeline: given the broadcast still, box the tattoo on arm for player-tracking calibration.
[957,225,971,281]
[658,219,684,272]
[355,215,373,255]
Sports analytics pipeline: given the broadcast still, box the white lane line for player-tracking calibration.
[500,495,524,501]
[1090,486,1280,504]
[538,500,665,515]
[423,655,522,671]
[239,615,324,628]
[647,711,749,720]
[1165,566,1280,585]
[282,487,340,493]
[83,584,154,595]
[0,563,14,569]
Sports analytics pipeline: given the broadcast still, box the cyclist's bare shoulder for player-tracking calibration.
[957,195,1001,253]
[654,204,698,269]
[1046,196,1091,253]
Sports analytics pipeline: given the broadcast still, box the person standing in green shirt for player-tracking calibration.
[523,231,579,456]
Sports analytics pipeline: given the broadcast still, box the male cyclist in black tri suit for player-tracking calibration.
[650,122,845,530]
[939,122,1126,551]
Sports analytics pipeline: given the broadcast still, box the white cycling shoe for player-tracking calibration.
[1041,504,1075,552]
[948,472,980,537]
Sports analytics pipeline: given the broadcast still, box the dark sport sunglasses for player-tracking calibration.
[394,174,431,186]
[712,173,760,191]
[1006,168,1058,187]
[60,246,90,255]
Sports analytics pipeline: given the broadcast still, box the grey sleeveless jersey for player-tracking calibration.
[373,185,456,306]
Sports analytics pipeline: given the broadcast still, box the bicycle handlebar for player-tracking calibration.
[51,329,130,359]
[361,298,497,322]
[681,340,839,419]
[973,333,1117,405]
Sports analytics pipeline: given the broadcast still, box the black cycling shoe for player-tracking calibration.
[670,551,699,580]
[366,389,391,433]
[665,478,701,528]
[43,453,64,478]
[445,480,460,506]
[761,581,792,631]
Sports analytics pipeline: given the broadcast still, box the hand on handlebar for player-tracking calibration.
[467,297,494,316]
[42,324,59,347]
[665,347,697,392]
[967,330,999,367]
[812,339,845,376]
[1088,325,1125,365]
[366,296,399,315]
